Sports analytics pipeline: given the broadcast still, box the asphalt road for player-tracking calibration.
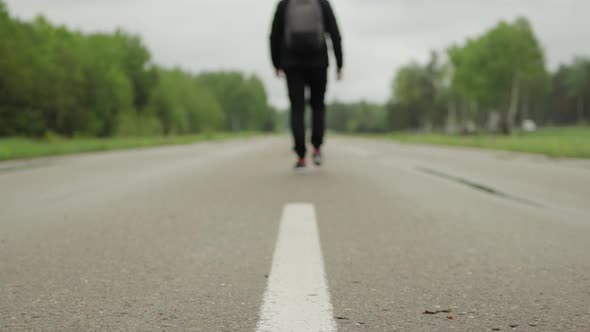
[1,136,589,332]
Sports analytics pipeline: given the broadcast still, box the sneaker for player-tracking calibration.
[294,158,306,169]
[312,148,322,166]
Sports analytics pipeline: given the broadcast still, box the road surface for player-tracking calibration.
[1,136,589,331]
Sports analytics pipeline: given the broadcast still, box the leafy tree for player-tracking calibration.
[565,57,590,123]
[196,72,274,131]
[149,68,224,135]
[387,51,449,131]
[448,18,549,134]
[0,4,274,138]
[328,101,386,133]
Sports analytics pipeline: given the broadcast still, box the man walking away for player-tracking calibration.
[270,0,343,169]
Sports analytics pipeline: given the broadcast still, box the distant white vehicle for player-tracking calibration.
[522,119,537,132]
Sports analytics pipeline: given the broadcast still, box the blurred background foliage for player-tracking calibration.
[327,17,589,135]
[1,0,588,140]
[0,0,275,138]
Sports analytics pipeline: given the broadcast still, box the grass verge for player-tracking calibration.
[378,126,590,159]
[0,132,260,161]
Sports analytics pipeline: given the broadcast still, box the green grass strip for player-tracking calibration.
[373,126,590,159]
[0,132,261,161]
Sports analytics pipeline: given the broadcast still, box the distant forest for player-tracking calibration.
[327,17,590,134]
[0,1,276,138]
[2,1,588,138]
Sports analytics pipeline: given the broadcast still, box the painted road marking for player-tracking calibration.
[256,203,336,332]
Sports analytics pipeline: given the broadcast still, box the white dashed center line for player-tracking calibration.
[256,203,336,332]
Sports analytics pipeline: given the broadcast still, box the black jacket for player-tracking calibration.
[270,0,343,70]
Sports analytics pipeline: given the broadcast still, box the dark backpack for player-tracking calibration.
[284,0,325,54]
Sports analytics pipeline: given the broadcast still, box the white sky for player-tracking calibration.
[5,0,590,108]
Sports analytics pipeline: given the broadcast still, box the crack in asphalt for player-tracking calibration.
[415,166,544,209]
[0,160,54,173]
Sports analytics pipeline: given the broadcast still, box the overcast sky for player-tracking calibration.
[5,0,590,108]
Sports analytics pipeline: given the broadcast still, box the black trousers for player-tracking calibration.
[285,67,328,158]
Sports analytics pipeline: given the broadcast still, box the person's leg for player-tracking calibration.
[285,69,307,159]
[308,67,328,150]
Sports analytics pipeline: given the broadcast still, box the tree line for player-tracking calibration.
[328,17,589,134]
[0,1,275,138]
